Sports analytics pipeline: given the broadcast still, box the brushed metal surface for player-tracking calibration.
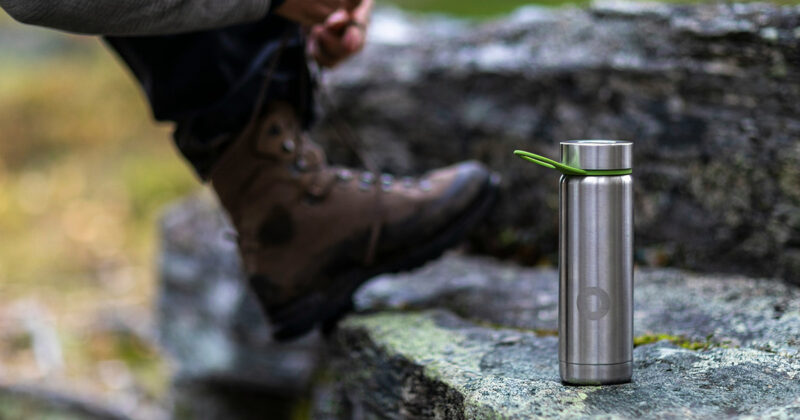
[559,173,634,385]
[560,362,633,385]
[561,140,633,170]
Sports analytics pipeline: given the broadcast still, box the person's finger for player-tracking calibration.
[310,24,326,38]
[315,24,363,58]
[309,37,341,67]
[349,0,372,22]
[324,9,350,32]
[340,25,364,52]
[308,26,325,48]
[309,27,336,61]
[315,28,351,58]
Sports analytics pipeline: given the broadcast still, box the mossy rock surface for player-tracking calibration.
[324,254,800,419]
[0,385,128,420]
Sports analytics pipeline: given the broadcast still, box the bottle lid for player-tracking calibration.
[513,140,633,176]
[560,140,632,171]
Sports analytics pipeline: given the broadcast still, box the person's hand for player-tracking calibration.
[274,0,345,26]
[308,0,372,68]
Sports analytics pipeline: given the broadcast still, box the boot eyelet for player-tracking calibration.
[380,174,394,191]
[281,139,296,154]
[360,172,375,184]
[402,177,415,188]
[420,180,433,192]
[336,169,354,182]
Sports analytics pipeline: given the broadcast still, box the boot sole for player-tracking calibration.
[270,173,501,341]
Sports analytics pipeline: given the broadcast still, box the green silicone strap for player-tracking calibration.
[513,150,632,176]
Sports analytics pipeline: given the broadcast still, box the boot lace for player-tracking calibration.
[244,29,389,266]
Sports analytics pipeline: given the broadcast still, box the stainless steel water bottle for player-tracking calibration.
[513,140,633,385]
[558,140,633,385]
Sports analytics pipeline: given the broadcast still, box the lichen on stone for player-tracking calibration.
[633,333,729,351]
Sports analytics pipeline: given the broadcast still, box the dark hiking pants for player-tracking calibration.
[104,14,315,179]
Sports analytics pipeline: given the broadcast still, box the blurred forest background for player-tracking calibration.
[0,0,797,416]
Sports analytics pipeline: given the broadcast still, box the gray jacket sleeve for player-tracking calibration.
[0,0,274,35]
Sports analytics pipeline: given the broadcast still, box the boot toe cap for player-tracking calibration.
[431,160,497,211]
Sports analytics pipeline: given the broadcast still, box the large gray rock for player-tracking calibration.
[354,255,800,352]
[156,3,800,418]
[315,2,800,282]
[324,254,800,418]
[158,194,800,419]
[157,192,324,419]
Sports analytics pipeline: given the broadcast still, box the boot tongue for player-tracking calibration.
[210,104,302,218]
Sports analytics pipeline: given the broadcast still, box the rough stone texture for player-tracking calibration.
[325,253,800,419]
[156,3,800,418]
[159,193,800,419]
[314,2,800,282]
[0,384,129,420]
[354,255,800,353]
[158,191,323,419]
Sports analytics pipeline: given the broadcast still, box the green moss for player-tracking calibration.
[342,311,594,418]
[384,0,800,19]
[534,329,559,337]
[384,0,575,19]
[343,311,482,372]
[468,318,558,337]
[634,333,729,351]
[0,393,96,420]
[290,398,312,420]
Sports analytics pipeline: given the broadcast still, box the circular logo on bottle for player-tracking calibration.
[577,287,610,320]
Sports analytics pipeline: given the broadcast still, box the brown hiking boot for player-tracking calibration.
[210,102,499,339]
